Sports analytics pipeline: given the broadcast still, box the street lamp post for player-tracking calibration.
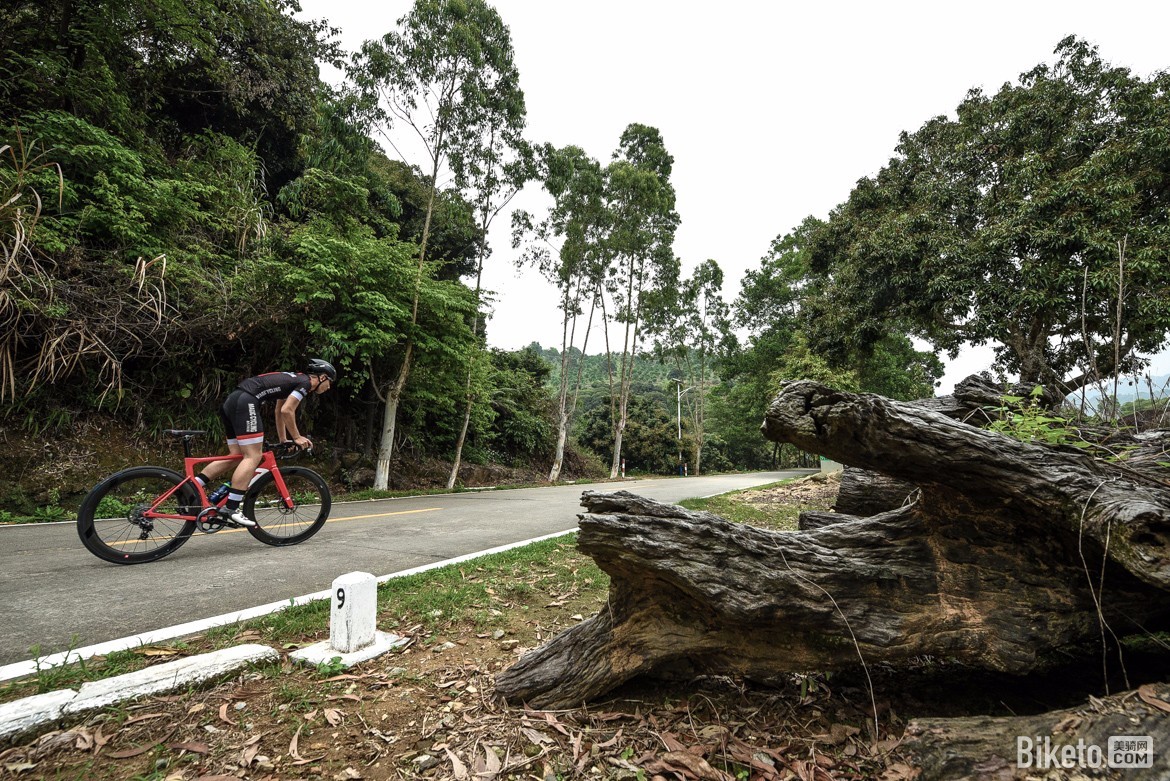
[673,379,694,475]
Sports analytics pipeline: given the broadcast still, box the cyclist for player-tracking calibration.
[195,359,337,526]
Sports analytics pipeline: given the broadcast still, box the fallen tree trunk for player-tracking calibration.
[495,381,1170,709]
[832,468,915,516]
[902,681,1170,780]
[832,374,1064,517]
[796,509,862,530]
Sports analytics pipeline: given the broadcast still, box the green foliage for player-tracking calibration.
[733,219,941,400]
[314,656,347,678]
[981,386,1151,467]
[374,158,483,279]
[2,0,333,185]
[481,348,556,463]
[986,386,1095,449]
[577,393,679,474]
[274,218,416,380]
[805,37,1170,390]
[649,259,733,473]
[714,214,943,471]
[0,0,518,477]
[538,345,682,393]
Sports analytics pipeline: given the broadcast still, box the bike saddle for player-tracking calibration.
[164,429,207,437]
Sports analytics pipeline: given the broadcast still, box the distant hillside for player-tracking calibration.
[1068,373,1170,408]
[525,343,684,392]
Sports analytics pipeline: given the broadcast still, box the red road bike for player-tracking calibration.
[76,429,331,564]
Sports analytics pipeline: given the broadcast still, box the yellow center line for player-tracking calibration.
[103,506,443,545]
[331,507,443,523]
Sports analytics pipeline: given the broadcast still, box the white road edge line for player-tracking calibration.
[0,527,579,684]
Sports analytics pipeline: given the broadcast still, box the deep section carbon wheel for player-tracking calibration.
[77,466,196,564]
[243,467,331,546]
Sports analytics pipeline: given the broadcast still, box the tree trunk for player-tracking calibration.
[831,372,1077,518]
[373,390,400,491]
[797,510,863,530]
[549,411,569,483]
[374,347,413,491]
[902,681,1170,780]
[495,380,1170,709]
[447,388,473,490]
[833,468,916,516]
[609,418,625,479]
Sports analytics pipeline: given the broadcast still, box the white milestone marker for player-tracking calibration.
[290,571,408,669]
[331,571,376,653]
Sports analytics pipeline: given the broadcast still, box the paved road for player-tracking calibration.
[0,471,808,665]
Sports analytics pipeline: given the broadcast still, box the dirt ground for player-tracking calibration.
[736,471,842,514]
[1,474,1124,781]
[0,613,920,781]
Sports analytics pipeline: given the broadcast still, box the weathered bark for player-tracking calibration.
[762,381,1170,587]
[797,510,862,530]
[495,381,1170,709]
[833,468,916,516]
[831,374,1066,518]
[903,681,1170,780]
[933,372,1062,419]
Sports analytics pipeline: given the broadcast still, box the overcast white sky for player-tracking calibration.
[296,0,1170,393]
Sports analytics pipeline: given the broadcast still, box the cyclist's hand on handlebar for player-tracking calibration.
[293,436,313,452]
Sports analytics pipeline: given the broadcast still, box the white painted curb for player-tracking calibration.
[0,690,76,744]
[64,644,279,715]
[0,645,277,744]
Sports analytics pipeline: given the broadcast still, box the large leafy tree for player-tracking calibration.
[721,218,941,467]
[513,145,607,481]
[354,0,524,489]
[806,37,1170,392]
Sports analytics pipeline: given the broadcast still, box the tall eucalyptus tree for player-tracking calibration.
[445,87,531,489]
[513,145,607,481]
[599,124,680,478]
[652,259,732,475]
[354,0,525,489]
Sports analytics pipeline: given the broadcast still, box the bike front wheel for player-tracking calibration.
[77,466,197,564]
[243,466,331,546]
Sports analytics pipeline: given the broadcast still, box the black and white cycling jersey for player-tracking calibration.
[237,372,312,403]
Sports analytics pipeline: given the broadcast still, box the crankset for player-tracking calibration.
[196,507,228,533]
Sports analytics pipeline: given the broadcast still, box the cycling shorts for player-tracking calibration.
[220,389,264,446]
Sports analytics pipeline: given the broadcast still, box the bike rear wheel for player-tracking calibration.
[77,466,197,564]
[244,466,331,546]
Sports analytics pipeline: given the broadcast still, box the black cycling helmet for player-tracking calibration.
[306,358,337,382]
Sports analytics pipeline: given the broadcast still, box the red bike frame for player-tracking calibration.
[145,450,294,522]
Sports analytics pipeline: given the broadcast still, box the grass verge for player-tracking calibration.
[0,536,606,704]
